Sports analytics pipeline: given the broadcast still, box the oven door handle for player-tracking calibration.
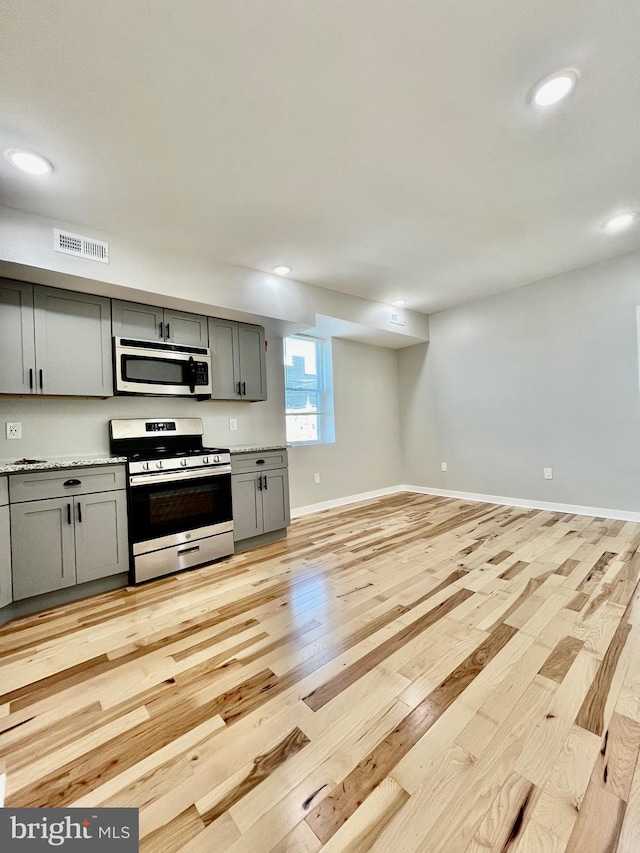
[129,465,232,487]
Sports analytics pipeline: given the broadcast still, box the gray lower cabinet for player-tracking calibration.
[11,491,129,600]
[74,491,129,584]
[112,299,208,346]
[11,498,77,599]
[0,279,112,396]
[208,318,267,401]
[231,473,264,541]
[9,465,129,601]
[231,451,290,542]
[0,477,11,608]
[262,469,290,533]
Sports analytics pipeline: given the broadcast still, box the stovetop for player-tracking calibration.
[128,447,228,462]
[109,418,231,477]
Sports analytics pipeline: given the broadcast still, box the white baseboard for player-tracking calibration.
[400,484,640,523]
[290,485,405,518]
[291,483,640,523]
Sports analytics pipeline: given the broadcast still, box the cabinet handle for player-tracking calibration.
[165,322,170,340]
[159,321,164,339]
[63,479,82,487]
[256,459,265,465]
[263,474,268,490]
[178,545,200,556]
[67,503,72,525]
[39,369,43,390]
[242,381,246,396]
[29,368,33,390]
[258,475,263,491]
[237,381,242,396]
[77,502,82,523]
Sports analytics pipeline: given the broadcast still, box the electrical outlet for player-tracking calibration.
[314,473,320,484]
[544,467,553,480]
[229,419,237,431]
[6,422,21,440]
[441,461,448,472]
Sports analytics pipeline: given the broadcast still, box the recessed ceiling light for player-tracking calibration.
[4,148,53,175]
[603,212,638,233]
[272,265,291,276]
[391,299,407,307]
[531,69,578,107]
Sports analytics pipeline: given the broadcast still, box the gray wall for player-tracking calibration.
[399,250,640,512]
[289,338,402,509]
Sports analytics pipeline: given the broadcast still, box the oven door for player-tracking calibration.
[128,468,233,550]
[114,339,212,396]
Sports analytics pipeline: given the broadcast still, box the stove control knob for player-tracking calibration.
[203,456,210,464]
[143,462,151,471]
[155,461,163,470]
[213,455,220,463]
[181,458,188,467]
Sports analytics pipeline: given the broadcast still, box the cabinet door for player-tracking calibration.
[34,287,113,396]
[112,299,163,341]
[164,309,209,346]
[208,318,241,400]
[0,505,12,608]
[74,491,129,584]
[231,473,263,541]
[238,323,267,401]
[0,279,35,394]
[262,469,291,534]
[10,498,76,600]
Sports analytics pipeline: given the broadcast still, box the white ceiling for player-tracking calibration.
[1,0,640,314]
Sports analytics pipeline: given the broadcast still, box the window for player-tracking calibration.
[284,335,335,445]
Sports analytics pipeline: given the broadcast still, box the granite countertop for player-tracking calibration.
[0,456,127,475]
[229,444,288,454]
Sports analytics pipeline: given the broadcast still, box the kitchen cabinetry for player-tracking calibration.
[112,299,208,346]
[0,279,112,396]
[231,451,289,542]
[208,319,267,401]
[0,477,11,609]
[9,465,129,600]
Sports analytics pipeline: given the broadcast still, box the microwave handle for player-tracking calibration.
[188,356,196,394]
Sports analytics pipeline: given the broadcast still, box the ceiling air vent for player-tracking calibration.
[53,229,110,264]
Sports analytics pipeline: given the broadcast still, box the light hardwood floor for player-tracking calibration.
[2,492,640,852]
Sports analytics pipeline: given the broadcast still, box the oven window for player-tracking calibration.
[130,475,232,542]
[122,355,187,385]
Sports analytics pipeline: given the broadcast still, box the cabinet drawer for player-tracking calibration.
[9,465,126,503]
[0,476,7,507]
[231,450,288,474]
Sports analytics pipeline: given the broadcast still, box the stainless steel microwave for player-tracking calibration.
[113,337,213,397]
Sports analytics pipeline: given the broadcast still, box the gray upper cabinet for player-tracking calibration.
[163,308,209,346]
[0,279,36,394]
[111,300,164,342]
[0,279,112,397]
[239,324,267,400]
[112,299,208,346]
[34,287,112,396]
[208,318,267,401]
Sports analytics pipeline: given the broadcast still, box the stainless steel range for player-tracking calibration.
[109,418,233,583]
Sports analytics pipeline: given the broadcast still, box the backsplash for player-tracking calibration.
[0,347,286,461]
